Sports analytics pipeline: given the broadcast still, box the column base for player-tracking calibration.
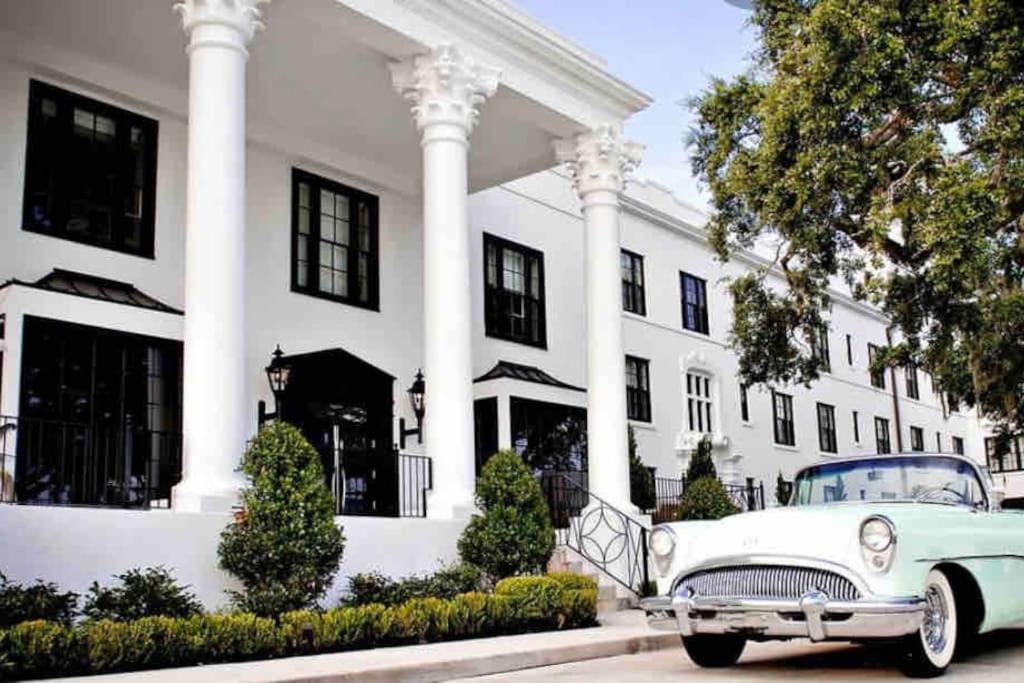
[172,478,243,513]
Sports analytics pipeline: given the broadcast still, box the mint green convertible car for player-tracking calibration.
[641,453,1023,678]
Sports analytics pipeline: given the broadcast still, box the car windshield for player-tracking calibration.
[791,455,987,508]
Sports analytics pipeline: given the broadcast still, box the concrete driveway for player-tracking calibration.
[453,630,1024,682]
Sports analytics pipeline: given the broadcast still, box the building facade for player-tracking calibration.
[0,0,985,606]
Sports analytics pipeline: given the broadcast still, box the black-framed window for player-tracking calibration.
[291,168,379,309]
[875,417,892,454]
[936,431,942,453]
[679,272,709,335]
[846,334,854,365]
[23,80,158,258]
[686,372,713,433]
[952,436,965,455]
[905,365,920,400]
[510,397,588,475]
[811,326,831,372]
[852,410,861,443]
[772,391,795,446]
[484,233,546,347]
[625,355,652,422]
[817,402,837,453]
[910,425,925,452]
[621,249,646,316]
[868,344,886,389]
[947,393,960,413]
[740,384,750,422]
[985,435,1024,473]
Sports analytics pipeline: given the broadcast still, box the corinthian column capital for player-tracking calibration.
[174,0,270,55]
[390,44,501,139]
[554,124,644,199]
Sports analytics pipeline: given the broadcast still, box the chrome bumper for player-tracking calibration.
[640,591,925,642]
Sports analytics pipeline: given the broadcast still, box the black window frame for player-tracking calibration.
[483,233,547,348]
[846,334,854,365]
[910,425,925,452]
[817,402,837,453]
[905,365,920,400]
[812,326,831,372]
[679,271,710,335]
[875,417,892,454]
[772,390,796,446]
[620,249,646,316]
[625,355,652,423]
[22,80,159,259]
[984,435,1024,473]
[740,383,750,422]
[868,344,886,389]
[852,410,861,443]
[952,436,965,455]
[290,168,380,310]
[936,431,942,453]
[685,371,713,433]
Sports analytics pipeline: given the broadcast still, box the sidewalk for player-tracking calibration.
[52,611,677,683]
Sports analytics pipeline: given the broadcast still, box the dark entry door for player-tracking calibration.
[278,349,396,516]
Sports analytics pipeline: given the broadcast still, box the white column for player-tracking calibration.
[391,45,500,519]
[172,0,268,513]
[555,125,643,510]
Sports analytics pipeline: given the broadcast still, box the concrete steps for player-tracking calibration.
[548,546,638,613]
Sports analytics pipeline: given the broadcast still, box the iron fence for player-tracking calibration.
[648,475,766,522]
[333,449,432,518]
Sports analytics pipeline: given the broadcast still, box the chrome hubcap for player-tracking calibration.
[922,585,948,654]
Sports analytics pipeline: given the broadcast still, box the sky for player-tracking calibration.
[513,0,758,210]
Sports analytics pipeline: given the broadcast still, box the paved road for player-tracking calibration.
[453,631,1024,682]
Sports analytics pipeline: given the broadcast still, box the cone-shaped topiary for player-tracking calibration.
[218,421,345,616]
[628,426,656,511]
[678,477,739,521]
[457,450,554,579]
[685,435,717,483]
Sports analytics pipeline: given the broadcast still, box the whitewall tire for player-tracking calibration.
[901,569,958,678]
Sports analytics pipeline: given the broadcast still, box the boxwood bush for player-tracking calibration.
[0,574,78,628]
[0,576,597,679]
[341,562,486,607]
[678,477,740,521]
[83,566,203,622]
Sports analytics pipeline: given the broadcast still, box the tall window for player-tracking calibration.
[905,365,920,400]
[875,417,892,454]
[740,384,750,422]
[868,344,886,389]
[679,272,709,334]
[817,403,837,453]
[625,356,652,422]
[910,426,925,452]
[936,432,942,453]
[852,410,861,443]
[952,436,965,455]
[772,391,795,446]
[292,169,379,309]
[620,250,646,316]
[484,234,546,347]
[686,372,713,433]
[811,326,831,372]
[846,334,854,365]
[23,80,158,257]
[984,435,1024,473]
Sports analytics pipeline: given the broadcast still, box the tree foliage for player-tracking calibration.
[685,436,718,483]
[690,0,1024,431]
[628,426,657,511]
[678,478,740,521]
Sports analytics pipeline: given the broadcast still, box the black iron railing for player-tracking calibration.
[333,449,432,518]
[0,414,181,508]
[540,470,650,596]
[648,475,766,522]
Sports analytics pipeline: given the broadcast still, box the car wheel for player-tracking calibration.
[900,569,958,678]
[681,634,746,668]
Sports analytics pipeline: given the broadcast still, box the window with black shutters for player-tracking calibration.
[679,272,709,334]
[686,372,713,433]
[868,344,886,389]
[910,426,924,452]
[817,403,837,453]
[291,168,379,309]
[811,326,831,372]
[905,365,920,400]
[620,249,646,315]
[484,234,546,347]
[772,391,795,446]
[875,417,892,454]
[952,436,964,455]
[23,80,158,257]
[625,356,652,422]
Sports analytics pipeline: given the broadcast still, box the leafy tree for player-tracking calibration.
[690,1,1024,431]
[685,436,717,483]
[458,450,555,579]
[218,421,345,616]
[628,426,657,511]
[775,471,792,506]
[83,566,202,622]
[678,478,740,521]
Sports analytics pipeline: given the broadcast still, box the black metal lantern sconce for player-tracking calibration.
[399,369,425,449]
[258,345,292,426]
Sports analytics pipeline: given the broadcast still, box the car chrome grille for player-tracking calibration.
[677,565,861,602]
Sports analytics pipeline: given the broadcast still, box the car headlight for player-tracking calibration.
[860,516,894,552]
[649,526,676,577]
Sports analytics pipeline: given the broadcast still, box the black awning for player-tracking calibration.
[474,360,585,392]
[10,269,182,314]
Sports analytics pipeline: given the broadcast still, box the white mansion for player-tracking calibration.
[0,0,1008,605]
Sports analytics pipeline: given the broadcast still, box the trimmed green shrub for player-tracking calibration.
[458,450,555,579]
[494,576,564,629]
[678,477,740,521]
[342,562,485,607]
[628,426,657,511]
[546,572,597,592]
[0,573,78,628]
[685,436,717,483]
[83,566,203,622]
[218,421,345,617]
[560,588,598,628]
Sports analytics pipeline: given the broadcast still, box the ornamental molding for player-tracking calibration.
[174,0,270,51]
[554,124,644,198]
[389,44,501,136]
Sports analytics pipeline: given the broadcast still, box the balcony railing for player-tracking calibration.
[332,448,432,518]
[649,475,766,523]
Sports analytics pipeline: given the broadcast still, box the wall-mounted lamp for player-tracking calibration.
[258,345,292,426]
[399,369,425,449]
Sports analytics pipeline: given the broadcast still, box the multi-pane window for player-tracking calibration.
[952,436,965,455]
[868,344,886,389]
[772,391,795,446]
[985,435,1024,473]
[846,334,854,365]
[625,356,652,423]
[905,365,920,400]
[740,384,750,422]
[484,234,546,347]
[811,326,831,372]
[947,394,960,413]
[852,410,861,443]
[620,250,646,316]
[817,403,837,453]
[679,272,709,335]
[875,417,892,454]
[686,372,713,433]
[910,426,925,452]
[292,169,379,309]
[23,80,158,257]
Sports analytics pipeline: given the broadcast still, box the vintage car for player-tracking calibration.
[641,453,1024,678]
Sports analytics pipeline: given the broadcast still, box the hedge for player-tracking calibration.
[0,576,598,680]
